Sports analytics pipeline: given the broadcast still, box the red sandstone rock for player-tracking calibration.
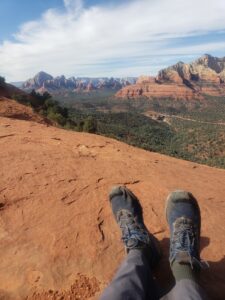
[136,76,156,84]
[116,82,202,100]
[0,97,52,125]
[0,109,225,299]
[116,54,225,99]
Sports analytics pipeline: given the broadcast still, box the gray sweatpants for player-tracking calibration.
[100,250,208,300]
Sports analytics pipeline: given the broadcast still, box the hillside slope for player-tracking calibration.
[0,97,51,124]
[0,116,225,299]
[0,82,24,98]
[0,78,47,124]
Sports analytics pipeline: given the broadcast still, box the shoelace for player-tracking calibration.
[118,211,150,249]
[171,221,209,269]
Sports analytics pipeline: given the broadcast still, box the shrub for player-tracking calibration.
[30,90,51,108]
[12,94,28,104]
[0,76,5,87]
[83,116,97,133]
[47,110,66,125]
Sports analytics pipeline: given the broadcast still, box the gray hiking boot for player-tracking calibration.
[166,190,208,269]
[109,185,161,267]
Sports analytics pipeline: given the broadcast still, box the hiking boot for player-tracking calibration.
[166,190,208,270]
[109,185,161,267]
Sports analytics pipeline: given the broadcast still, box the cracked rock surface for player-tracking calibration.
[0,116,225,299]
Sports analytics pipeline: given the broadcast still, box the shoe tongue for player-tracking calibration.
[175,251,191,264]
[119,213,134,227]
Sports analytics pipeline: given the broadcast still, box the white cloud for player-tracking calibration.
[1,0,225,81]
[64,0,83,15]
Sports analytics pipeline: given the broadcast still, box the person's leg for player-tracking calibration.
[100,249,159,300]
[161,279,208,300]
[100,186,161,300]
[162,190,209,300]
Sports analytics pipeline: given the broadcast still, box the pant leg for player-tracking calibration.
[100,249,159,300]
[161,279,208,300]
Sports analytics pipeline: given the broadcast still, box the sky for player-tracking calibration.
[0,0,225,81]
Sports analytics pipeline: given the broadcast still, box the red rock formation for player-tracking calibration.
[136,75,156,84]
[0,109,225,299]
[116,54,225,100]
[116,81,202,100]
[86,82,95,91]
[22,72,137,93]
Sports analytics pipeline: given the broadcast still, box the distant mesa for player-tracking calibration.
[116,54,225,100]
[22,71,137,93]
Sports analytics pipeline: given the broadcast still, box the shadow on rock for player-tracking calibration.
[152,236,225,299]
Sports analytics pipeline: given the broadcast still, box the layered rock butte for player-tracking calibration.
[0,97,225,300]
[116,54,225,99]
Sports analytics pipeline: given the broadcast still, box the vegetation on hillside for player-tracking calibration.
[58,92,225,169]
[11,88,225,169]
[13,90,75,127]
[66,108,225,168]
[0,76,6,88]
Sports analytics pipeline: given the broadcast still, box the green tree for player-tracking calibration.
[77,120,84,132]
[29,90,52,108]
[0,76,5,87]
[12,94,28,104]
[47,110,66,125]
[83,116,97,133]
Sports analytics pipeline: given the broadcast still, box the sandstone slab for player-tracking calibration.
[0,117,225,299]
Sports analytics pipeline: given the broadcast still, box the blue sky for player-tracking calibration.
[0,0,123,42]
[0,0,63,41]
[0,0,225,81]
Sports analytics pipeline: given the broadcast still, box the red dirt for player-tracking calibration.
[0,115,225,299]
[0,97,52,125]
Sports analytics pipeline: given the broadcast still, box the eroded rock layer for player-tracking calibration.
[116,54,225,99]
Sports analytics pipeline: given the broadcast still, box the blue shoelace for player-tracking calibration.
[171,219,209,269]
[118,210,150,249]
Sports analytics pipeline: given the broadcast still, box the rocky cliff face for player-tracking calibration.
[22,72,137,93]
[0,104,225,299]
[116,54,225,99]
[195,54,225,73]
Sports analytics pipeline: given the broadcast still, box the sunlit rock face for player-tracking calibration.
[22,71,137,92]
[116,54,225,100]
